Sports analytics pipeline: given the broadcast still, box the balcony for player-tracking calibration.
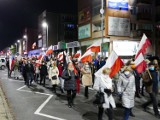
[137,0,152,5]
[137,13,152,21]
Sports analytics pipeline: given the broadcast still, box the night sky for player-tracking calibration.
[0,0,77,51]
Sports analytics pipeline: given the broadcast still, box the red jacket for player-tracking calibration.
[58,64,63,77]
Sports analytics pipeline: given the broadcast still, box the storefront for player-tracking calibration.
[66,41,80,56]
[28,49,42,57]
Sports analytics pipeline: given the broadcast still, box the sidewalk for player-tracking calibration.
[0,83,14,120]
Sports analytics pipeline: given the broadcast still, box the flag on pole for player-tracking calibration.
[46,45,53,55]
[9,56,14,71]
[78,49,93,63]
[135,34,151,58]
[135,53,146,74]
[95,51,124,78]
[86,41,101,52]
[73,52,81,58]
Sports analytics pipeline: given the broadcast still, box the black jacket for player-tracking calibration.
[25,63,34,73]
[39,65,48,75]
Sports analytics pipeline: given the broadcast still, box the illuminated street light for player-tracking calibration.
[42,22,48,28]
[17,40,20,43]
[23,35,27,39]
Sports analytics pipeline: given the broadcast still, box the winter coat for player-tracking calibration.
[150,70,159,94]
[93,75,116,109]
[25,63,34,73]
[50,66,59,85]
[62,69,77,91]
[81,65,93,86]
[117,73,135,108]
[39,65,48,76]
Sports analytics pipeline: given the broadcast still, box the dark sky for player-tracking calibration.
[0,0,77,50]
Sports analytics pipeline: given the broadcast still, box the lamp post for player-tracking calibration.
[42,22,48,48]
[100,0,104,57]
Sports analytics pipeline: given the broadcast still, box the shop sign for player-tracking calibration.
[54,45,58,50]
[58,42,66,49]
[78,24,91,39]
[66,41,80,48]
[108,0,128,11]
[101,42,109,52]
[108,17,130,36]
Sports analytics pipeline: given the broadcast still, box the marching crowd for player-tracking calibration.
[4,56,160,120]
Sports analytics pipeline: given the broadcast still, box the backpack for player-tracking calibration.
[141,71,152,86]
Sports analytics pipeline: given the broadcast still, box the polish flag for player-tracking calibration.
[37,54,42,60]
[95,51,124,78]
[135,34,151,58]
[135,53,146,74]
[73,52,81,58]
[57,52,63,61]
[86,41,101,52]
[78,49,93,63]
[9,56,15,71]
[46,45,53,55]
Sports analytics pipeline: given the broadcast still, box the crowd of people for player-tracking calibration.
[4,55,160,120]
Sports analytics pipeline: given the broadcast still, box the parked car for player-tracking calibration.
[0,58,6,70]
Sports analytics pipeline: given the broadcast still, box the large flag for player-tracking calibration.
[95,51,124,78]
[57,52,63,61]
[135,53,146,74]
[78,49,93,63]
[86,41,101,52]
[73,52,81,58]
[9,56,14,70]
[135,34,151,58]
[46,45,53,55]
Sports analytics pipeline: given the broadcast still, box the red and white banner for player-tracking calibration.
[95,51,124,78]
[135,34,151,58]
[78,49,93,63]
[46,45,53,55]
[86,41,101,52]
[135,53,146,74]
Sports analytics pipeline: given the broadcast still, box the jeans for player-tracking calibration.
[59,77,64,90]
[123,108,131,120]
[26,72,34,86]
[35,73,39,83]
[98,104,113,120]
[67,90,76,105]
[143,92,159,115]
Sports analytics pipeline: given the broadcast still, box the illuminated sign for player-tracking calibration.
[78,24,91,39]
[108,0,128,11]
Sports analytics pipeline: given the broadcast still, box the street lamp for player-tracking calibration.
[17,40,20,43]
[23,35,27,39]
[100,0,104,57]
[42,21,48,48]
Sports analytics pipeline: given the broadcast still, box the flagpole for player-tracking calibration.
[100,0,104,57]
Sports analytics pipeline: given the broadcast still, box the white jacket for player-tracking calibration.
[117,73,135,108]
[93,74,116,109]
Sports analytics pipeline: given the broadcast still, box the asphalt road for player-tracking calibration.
[0,69,159,120]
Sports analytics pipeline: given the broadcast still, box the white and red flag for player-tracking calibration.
[95,51,124,78]
[46,45,53,56]
[135,53,146,74]
[78,49,93,63]
[73,52,81,58]
[86,41,101,52]
[135,34,151,58]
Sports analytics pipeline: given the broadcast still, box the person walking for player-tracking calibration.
[81,61,93,99]
[142,62,160,118]
[58,62,65,93]
[39,61,48,87]
[62,62,77,108]
[22,60,27,85]
[35,61,40,83]
[117,66,136,120]
[25,59,35,87]
[50,61,59,93]
[6,58,10,78]
[94,68,116,120]
[13,58,19,79]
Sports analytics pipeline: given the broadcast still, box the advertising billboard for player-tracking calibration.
[108,0,128,11]
[78,24,91,39]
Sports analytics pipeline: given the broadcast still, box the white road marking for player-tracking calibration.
[16,85,66,120]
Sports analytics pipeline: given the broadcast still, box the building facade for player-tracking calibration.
[78,0,156,58]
